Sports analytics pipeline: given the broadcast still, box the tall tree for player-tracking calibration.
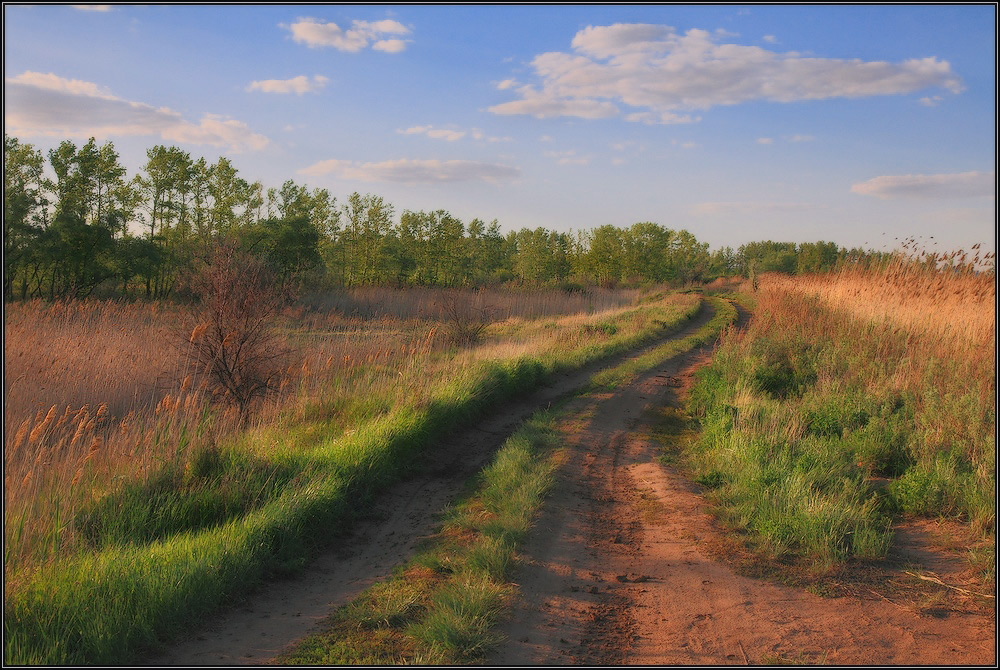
[4,135,51,298]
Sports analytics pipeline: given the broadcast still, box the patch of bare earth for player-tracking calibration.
[146,306,716,665]
[490,339,996,665]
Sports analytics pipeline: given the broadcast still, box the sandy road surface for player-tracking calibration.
[146,304,716,665]
[491,332,996,665]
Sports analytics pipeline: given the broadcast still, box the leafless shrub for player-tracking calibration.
[436,289,498,346]
[181,242,291,424]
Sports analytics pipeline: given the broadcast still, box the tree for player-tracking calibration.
[182,242,289,424]
[246,216,322,282]
[4,135,51,298]
[586,225,624,285]
[796,241,842,274]
[672,229,710,284]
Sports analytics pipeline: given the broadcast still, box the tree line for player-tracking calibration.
[4,134,853,301]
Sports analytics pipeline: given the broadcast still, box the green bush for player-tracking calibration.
[888,451,972,517]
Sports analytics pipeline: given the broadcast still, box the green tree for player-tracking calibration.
[585,225,624,285]
[4,135,51,298]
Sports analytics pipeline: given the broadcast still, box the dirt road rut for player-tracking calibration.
[491,343,996,665]
[148,305,717,665]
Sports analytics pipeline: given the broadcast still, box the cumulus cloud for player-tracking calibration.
[919,95,944,106]
[763,35,777,44]
[246,74,329,95]
[851,171,995,199]
[691,201,815,215]
[298,158,520,183]
[285,18,410,52]
[372,38,408,53]
[489,23,963,124]
[489,84,620,119]
[5,71,268,152]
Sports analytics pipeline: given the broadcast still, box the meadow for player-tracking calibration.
[4,284,699,664]
[685,250,995,579]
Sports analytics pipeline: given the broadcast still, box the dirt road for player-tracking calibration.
[147,305,717,665]
[490,339,996,665]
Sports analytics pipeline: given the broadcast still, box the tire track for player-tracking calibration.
[147,303,716,665]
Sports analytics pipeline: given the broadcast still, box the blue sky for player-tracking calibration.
[4,4,996,253]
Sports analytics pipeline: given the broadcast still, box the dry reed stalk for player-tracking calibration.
[5,287,648,577]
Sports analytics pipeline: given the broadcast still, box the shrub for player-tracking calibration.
[181,242,291,424]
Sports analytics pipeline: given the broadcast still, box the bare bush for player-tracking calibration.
[436,289,498,345]
[181,242,290,424]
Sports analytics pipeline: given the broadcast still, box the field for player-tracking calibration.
[4,284,703,664]
[4,253,996,666]
[3,286,639,573]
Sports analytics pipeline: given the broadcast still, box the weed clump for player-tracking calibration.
[685,259,994,575]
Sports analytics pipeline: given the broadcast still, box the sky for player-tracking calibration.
[4,4,996,254]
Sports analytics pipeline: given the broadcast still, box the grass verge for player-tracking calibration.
[4,294,703,665]
[279,297,738,664]
[681,284,994,581]
[280,411,564,665]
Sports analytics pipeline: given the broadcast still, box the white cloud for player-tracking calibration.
[763,35,777,44]
[787,134,815,142]
[756,137,774,145]
[373,39,408,53]
[5,71,268,152]
[544,150,590,166]
[7,70,114,98]
[298,158,520,183]
[246,74,329,95]
[851,171,995,199]
[285,18,410,53]
[692,201,815,215]
[538,135,554,143]
[919,95,944,106]
[490,84,620,120]
[397,124,509,143]
[496,78,519,90]
[72,5,112,11]
[624,111,697,125]
[490,23,964,123]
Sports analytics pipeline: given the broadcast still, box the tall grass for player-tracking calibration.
[4,288,665,576]
[686,253,995,574]
[281,297,739,665]
[4,288,701,665]
[300,285,640,321]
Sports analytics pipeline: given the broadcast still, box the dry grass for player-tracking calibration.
[743,248,994,543]
[301,285,640,321]
[770,246,994,364]
[3,287,662,576]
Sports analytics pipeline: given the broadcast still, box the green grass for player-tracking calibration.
[682,291,993,574]
[685,335,895,571]
[4,294,702,666]
[280,296,738,665]
[280,410,564,665]
[588,297,737,391]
